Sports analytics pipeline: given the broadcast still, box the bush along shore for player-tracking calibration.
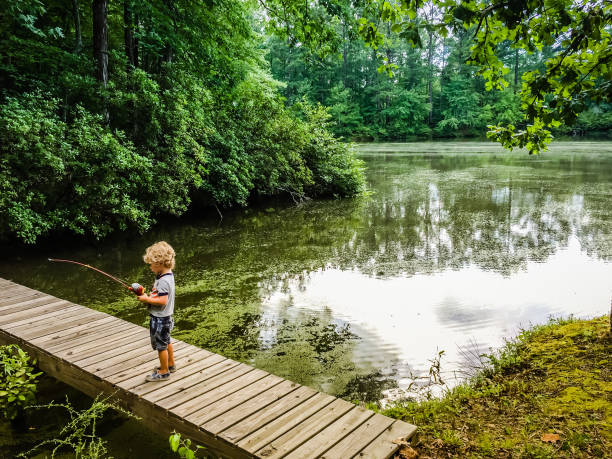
[383,316,611,458]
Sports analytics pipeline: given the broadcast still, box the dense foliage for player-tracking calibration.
[0,0,365,244]
[261,0,611,147]
[0,345,41,420]
[2,0,610,243]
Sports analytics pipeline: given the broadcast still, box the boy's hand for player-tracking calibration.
[137,294,149,303]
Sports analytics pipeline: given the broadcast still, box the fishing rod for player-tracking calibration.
[48,258,145,295]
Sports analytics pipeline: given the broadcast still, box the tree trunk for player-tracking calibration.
[163,46,173,64]
[92,0,109,123]
[514,48,519,94]
[72,0,82,53]
[161,0,177,65]
[124,1,136,68]
[342,20,348,87]
[427,31,434,127]
[133,14,139,68]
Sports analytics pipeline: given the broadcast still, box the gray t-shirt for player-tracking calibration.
[149,272,175,317]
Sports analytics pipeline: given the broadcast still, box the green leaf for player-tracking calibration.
[169,433,180,452]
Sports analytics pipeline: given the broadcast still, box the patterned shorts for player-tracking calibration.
[149,315,174,351]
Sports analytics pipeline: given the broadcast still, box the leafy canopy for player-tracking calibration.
[260,0,612,153]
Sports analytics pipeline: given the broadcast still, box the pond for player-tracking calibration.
[2,141,612,454]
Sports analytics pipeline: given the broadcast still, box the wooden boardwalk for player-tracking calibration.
[0,278,416,458]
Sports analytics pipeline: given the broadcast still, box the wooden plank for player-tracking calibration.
[0,295,57,313]
[11,312,109,341]
[100,340,191,381]
[132,353,226,398]
[220,386,318,443]
[3,289,40,302]
[79,338,152,369]
[144,358,238,400]
[236,392,337,454]
[254,399,356,458]
[202,380,300,435]
[33,317,128,350]
[116,347,212,390]
[89,344,168,377]
[56,328,148,361]
[2,300,92,332]
[44,321,142,353]
[143,357,236,402]
[320,413,394,458]
[2,301,82,332]
[187,374,284,426]
[8,309,105,339]
[172,368,269,419]
[283,406,374,459]
[157,364,254,411]
[0,291,49,307]
[2,285,32,297]
[354,420,417,459]
[71,335,151,367]
[0,299,74,325]
[0,300,75,326]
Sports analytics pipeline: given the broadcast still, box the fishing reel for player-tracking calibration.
[130,283,145,296]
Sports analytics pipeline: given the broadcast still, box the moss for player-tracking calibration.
[383,316,611,458]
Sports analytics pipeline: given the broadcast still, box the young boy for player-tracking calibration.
[137,241,176,382]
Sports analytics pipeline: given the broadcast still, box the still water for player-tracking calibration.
[2,142,612,408]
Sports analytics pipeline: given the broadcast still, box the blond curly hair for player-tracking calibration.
[143,241,175,269]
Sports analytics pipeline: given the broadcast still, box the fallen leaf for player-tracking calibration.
[541,433,560,443]
[393,438,410,447]
[432,438,444,448]
[398,445,418,459]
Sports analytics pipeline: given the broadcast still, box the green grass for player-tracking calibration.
[383,316,611,458]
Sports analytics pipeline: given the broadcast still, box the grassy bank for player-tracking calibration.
[384,316,611,458]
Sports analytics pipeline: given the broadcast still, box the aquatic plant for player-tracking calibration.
[19,393,138,458]
[169,431,209,459]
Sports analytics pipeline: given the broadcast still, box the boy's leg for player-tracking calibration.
[158,349,169,374]
[167,342,175,368]
[153,316,174,375]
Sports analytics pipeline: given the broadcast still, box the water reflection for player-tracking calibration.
[260,236,612,397]
[1,142,611,402]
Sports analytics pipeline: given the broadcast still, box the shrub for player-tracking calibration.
[0,92,155,243]
[0,344,42,420]
[20,394,138,459]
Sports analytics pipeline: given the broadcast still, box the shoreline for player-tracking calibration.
[383,315,611,458]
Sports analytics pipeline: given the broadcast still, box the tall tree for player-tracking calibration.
[92,0,109,123]
[123,1,137,68]
[71,0,82,53]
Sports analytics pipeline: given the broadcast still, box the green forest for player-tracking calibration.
[0,0,366,244]
[268,20,612,141]
[1,0,610,244]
